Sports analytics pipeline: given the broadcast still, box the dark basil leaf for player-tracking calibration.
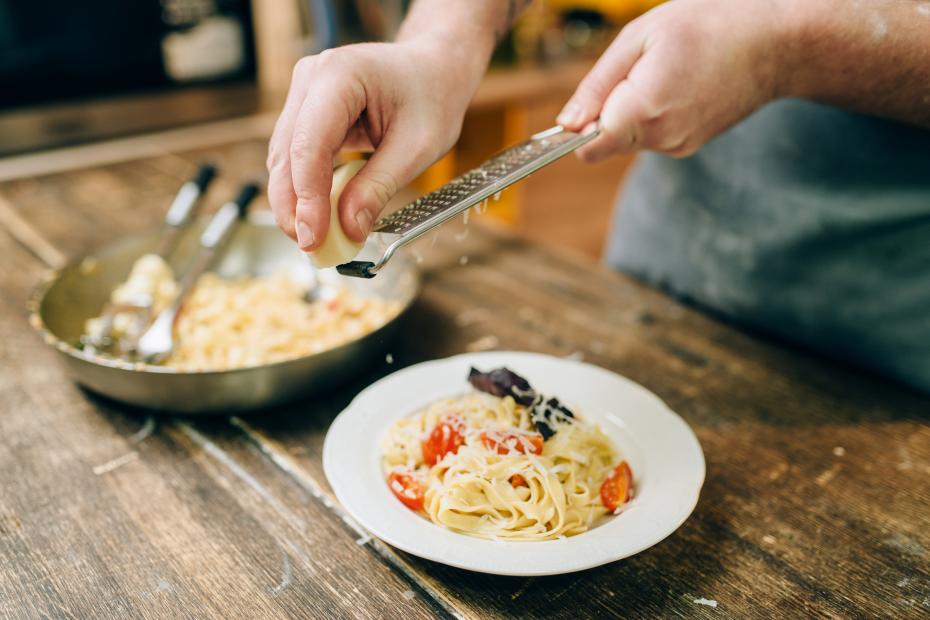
[467,367,537,406]
[531,397,575,440]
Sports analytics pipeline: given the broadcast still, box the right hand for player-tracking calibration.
[267,41,472,251]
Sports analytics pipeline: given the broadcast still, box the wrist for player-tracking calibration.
[403,31,495,74]
[396,34,493,106]
[395,5,498,90]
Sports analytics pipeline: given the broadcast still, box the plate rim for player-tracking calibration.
[323,350,705,576]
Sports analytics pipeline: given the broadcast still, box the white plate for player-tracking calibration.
[323,351,705,576]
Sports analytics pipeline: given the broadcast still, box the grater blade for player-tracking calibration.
[336,124,600,278]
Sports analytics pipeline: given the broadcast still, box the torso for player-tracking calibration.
[607,99,930,391]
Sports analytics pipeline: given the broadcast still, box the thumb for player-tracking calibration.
[557,29,645,131]
[574,79,644,163]
[338,127,445,241]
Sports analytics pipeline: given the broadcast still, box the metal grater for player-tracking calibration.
[336,124,600,278]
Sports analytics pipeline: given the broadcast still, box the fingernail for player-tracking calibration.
[354,209,373,237]
[557,103,582,127]
[296,220,315,249]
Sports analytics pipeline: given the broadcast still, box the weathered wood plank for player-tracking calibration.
[231,224,930,619]
[0,228,443,619]
[3,139,928,619]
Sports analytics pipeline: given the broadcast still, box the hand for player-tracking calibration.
[267,41,475,250]
[557,0,791,161]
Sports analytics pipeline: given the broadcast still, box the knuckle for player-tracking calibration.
[315,47,347,71]
[317,48,337,62]
[667,140,698,158]
[578,72,612,103]
[288,129,314,163]
[292,178,319,202]
[653,127,696,157]
[600,120,640,154]
[292,55,315,79]
[634,86,664,122]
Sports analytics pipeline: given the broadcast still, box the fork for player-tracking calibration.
[84,163,217,354]
[135,182,260,365]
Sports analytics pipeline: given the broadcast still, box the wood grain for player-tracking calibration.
[233,227,930,619]
[1,139,928,619]
[0,228,443,618]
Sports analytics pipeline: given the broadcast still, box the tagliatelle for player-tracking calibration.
[382,391,626,541]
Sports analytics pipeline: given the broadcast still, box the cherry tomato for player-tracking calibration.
[480,430,544,455]
[387,471,425,511]
[509,474,528,488]
[422,416,465,466]
[600,461,634,512]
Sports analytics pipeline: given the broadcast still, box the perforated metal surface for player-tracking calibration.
[373,129,588,236]
[337,125,599,277]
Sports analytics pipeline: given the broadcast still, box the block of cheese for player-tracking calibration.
[310,159,367,268]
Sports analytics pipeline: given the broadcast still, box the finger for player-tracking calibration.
[289,76,366,251]
[267,158,298,240]
[574,79,645,163]
[267,59,314,240]
[337,124,441,241]
[557,28,645,131]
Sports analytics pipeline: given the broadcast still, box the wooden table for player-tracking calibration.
[1,138,928,619]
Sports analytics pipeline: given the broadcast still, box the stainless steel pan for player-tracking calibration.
[28,212,419,414]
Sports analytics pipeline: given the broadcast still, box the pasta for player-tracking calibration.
[382,367,634,541]
[84,254,400,371]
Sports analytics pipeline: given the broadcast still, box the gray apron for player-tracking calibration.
[606,99,930,392]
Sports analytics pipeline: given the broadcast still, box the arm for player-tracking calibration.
[267,0,529,250]
[784,0,930,127]
[557,0,930,162]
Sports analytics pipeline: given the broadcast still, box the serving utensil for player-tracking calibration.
[84,163,216,353]
[135,182,260,364]
[336,124,600,278]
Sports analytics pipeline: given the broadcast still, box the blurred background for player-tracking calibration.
[0,0,664,259]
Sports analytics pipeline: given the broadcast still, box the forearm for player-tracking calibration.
[778,0,930,127]
[396,0,531,91]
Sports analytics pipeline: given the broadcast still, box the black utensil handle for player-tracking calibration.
[165,163,218,229]
[193,163,218,191]
[233,182,261,219]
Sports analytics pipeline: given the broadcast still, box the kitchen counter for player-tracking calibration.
[0,138,927,618]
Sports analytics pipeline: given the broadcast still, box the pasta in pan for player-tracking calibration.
[382,367,634,541]
[84,254,400,371]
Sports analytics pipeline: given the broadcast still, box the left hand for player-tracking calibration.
[558,0,793,161]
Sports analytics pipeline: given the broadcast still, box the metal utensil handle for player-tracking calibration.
[157,163,218,257]
[86,163,219,351]
[174,182,261,306]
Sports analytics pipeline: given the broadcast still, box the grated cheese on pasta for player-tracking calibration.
[382,392,623,541]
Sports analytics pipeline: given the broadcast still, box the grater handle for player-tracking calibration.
[336,123,601,278]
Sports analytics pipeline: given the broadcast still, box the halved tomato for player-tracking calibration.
[387,471,425,511]
[421,416,466,466]
[480,430,544,455]
[600,461,634,512]
[509,474,528,488]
